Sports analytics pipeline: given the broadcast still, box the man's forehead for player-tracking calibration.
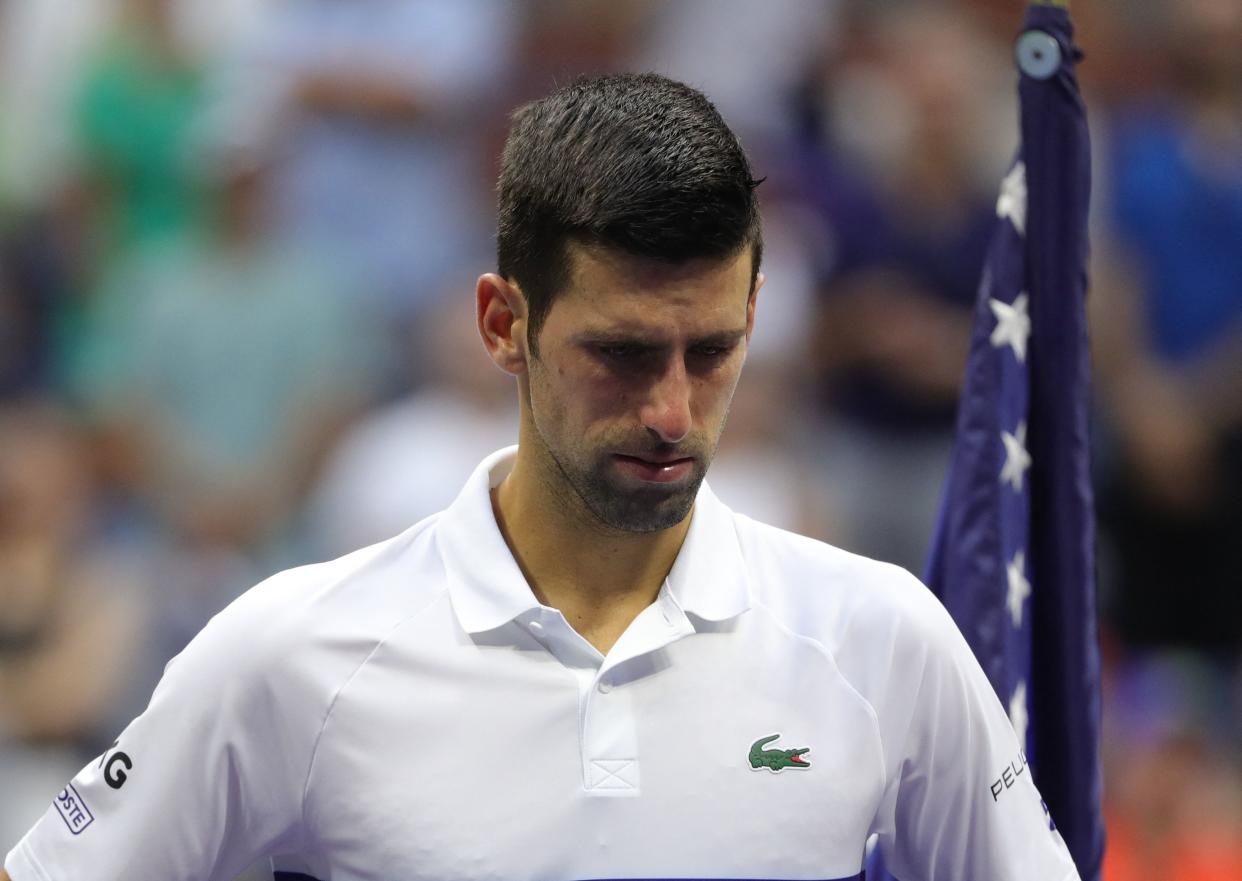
[553,243,754,322]
[565,242,753,289]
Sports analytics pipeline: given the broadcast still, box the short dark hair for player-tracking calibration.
[496,73,763,353]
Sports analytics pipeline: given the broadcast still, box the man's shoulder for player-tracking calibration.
[731,513,958,656]
[177,515,452,696]
[730,513,979,734]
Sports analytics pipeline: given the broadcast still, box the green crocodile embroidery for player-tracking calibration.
[749,734,811,771]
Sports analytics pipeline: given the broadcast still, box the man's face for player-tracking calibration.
[522,244,757,533]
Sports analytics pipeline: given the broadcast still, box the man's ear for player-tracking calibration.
[477,273,529,376]
[745,271,764,343]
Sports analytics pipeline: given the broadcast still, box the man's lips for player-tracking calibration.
[612,453,695,483]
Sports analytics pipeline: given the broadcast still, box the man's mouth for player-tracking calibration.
[612,453,695,484]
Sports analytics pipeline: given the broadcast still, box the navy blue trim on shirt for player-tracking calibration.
[275,875,863,881]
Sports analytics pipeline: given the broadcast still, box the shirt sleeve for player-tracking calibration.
[4,575,317,881]
[863,576,1082,881]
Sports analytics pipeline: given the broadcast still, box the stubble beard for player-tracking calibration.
[574,449,706,534]
[529,412,714,535]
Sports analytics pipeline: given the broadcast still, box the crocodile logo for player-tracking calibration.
[749,733,811,772]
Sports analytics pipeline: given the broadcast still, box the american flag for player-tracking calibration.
[869,2,1105,880]
[922,2,1104,879]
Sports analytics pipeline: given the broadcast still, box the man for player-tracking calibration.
[3,73,1079,881]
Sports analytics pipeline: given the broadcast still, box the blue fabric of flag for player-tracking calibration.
[866,3,1104,880]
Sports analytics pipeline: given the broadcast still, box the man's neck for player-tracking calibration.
[490,449,692,655]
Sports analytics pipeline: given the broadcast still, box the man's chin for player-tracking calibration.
[582,474,702,533]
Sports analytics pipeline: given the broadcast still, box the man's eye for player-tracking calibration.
[598,345,641,359]
[692,345,730,359]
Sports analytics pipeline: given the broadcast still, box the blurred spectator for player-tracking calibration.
[203,0,516,330]
[309,285,517,558]
[1092,0,1242,651]
[0,401,149,845]
[797,3,1013,571]
[1101,654,1242,881]
[38,0,210,403]
[72,141,373,566]
[72,0,207,263]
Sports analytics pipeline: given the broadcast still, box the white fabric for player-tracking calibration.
[6,447,1079,881]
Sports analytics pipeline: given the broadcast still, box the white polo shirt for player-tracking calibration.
[6,447,1079,881]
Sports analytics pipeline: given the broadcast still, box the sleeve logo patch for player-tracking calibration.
[55,784,95,835]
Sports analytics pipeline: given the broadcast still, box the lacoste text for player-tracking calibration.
[55,785,95,835]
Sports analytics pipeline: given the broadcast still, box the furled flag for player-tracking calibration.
[867,2,1105,880]
[926,1,1103,878]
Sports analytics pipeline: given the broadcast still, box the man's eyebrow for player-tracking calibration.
[689,329,748,347]
[573,328,747,347]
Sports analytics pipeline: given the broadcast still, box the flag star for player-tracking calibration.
[989,292,1031,363]
[997,162,1027,236]
[1000,421,1032,492]
[1006,550,1031,628]
[1010,680,1029,748]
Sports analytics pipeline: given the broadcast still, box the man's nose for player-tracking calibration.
[640,358,692,444]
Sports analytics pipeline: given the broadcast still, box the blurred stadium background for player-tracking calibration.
[0,1,1239,878]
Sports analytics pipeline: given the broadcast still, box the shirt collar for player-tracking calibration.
[439,447,752,635]
[663,476,753,623]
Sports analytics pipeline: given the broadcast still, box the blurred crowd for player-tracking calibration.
[0,1,1239,878]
